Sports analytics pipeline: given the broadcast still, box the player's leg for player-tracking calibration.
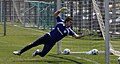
[32,41,55,57]
[13,34,49,55]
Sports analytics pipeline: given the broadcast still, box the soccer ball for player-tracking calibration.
[63,48,70,55]
[91,49,98,55]
[118,57,120,63]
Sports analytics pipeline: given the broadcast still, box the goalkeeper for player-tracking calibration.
[13,7,83,57]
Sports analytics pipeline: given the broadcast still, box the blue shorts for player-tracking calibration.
[19,34,56,57]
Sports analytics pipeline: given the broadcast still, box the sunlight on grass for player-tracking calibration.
[0,24,120,64]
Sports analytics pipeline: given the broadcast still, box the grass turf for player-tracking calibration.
[0,24,119,64]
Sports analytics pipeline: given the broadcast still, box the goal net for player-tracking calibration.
[57,0,105,54]
[92,0,120,56]
[57,0,120,56]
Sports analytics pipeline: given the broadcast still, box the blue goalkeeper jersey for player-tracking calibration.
[48,16,77,42]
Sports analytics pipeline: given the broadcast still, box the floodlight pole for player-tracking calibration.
[104,0,110,64]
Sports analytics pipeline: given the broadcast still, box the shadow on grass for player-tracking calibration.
[12,54,82,64]
[13,59,67,64]
[48,54,82,64]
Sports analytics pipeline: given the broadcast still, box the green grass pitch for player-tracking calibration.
[0,24,119,64]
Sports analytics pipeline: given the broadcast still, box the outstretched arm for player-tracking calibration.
[54,7,68,17]
[73,33,85,39]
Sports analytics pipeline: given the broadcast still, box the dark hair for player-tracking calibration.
[64,16,72,23]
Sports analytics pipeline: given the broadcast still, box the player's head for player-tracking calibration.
[64,16,73,28]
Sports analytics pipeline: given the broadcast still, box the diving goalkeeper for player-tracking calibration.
[13,7,83,57]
